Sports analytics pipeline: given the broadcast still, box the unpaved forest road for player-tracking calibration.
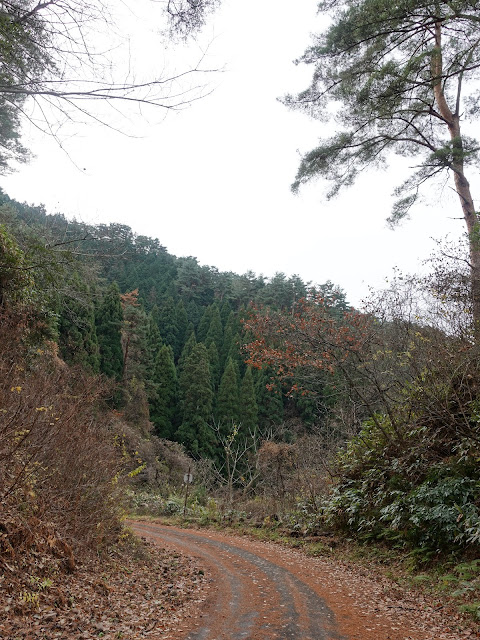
[131,522,469,640]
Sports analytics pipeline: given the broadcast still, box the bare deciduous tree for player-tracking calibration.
[0,0,220,169]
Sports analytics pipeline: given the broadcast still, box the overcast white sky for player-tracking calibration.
[0,0,471,306]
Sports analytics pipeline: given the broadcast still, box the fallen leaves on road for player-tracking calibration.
[0,533,210,640]
[259,539,480,640]
[2,522,480,640]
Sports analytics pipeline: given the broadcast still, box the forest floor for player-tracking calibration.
[1,520,479,640]
[0,532,206,640]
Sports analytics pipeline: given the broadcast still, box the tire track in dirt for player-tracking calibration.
[131,522,469,640]
[132,522,341,640]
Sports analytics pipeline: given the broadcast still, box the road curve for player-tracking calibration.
[131,521,342,640]
[131,522,448,640]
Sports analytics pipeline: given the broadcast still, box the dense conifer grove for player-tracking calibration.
[0,189,345,462]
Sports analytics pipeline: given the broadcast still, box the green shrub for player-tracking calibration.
[322,411,480,554]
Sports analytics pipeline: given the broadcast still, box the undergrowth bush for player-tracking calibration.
[317,254,480,558]
[0,309,124,572]
[324,384,480,554]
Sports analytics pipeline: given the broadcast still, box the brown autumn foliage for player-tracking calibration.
[0,308,124,577]
[256,441,297,505]
[243,265,479,443]
[0,306,206,635]
[243,296,370,385]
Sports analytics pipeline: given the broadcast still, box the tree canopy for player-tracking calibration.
[0,0,219,170]
[286,0,480,324]
[288,0,480,208]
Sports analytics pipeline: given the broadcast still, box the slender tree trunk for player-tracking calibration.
[433,21,480,333]
[452,170,480,332]
[122,333,131,381]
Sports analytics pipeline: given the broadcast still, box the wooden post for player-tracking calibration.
[183,466,191,517]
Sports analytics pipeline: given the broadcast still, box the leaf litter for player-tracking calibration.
[0,534,210,640]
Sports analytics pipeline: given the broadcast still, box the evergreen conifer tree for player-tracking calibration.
[215,356,239,432]
[207,341,221,390]
[185,299,201,329]
[256,367,284,432]
[220,299,233,327]
[239,366,258,434]
[177,330,197,375]
[221,322,234,371]
[144,309,164,413]
[96,282,124,380]
[149,304,161,333]
[146,311,163,356]
[177,343,215,457]
[221,311,240,368]
[150,344,178,439]
[197,305,212,343]
[205,303,223,354]
[120,289,150,383]
[157,296,178,351]
[227,332,244,378]
[175,299,188,360]
[58,279,100,373]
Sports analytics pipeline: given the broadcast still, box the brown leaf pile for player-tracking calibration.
[0,535,209,640]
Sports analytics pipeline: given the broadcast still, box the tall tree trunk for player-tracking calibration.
[433,21,480,333]
[452,168,480,333]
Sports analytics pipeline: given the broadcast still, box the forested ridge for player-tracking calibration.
[0,188,347,457]
[2,186,480,631]
[3,185,480,557]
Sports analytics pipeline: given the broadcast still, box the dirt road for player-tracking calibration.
[131,521,469,640]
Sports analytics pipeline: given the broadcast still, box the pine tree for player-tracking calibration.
[150,344,178,439]
[261,272,294,309]
[175,256,214,306]
[177,343,215,457]
[216,357,239,430]
[288,0,480,327]
[96,282,124,380]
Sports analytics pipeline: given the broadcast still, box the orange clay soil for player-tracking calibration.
[132,521,479,640]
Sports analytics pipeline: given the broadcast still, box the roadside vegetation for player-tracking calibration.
[0,203,209,638]
[2,189,480,637]
[2,190,480,634]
